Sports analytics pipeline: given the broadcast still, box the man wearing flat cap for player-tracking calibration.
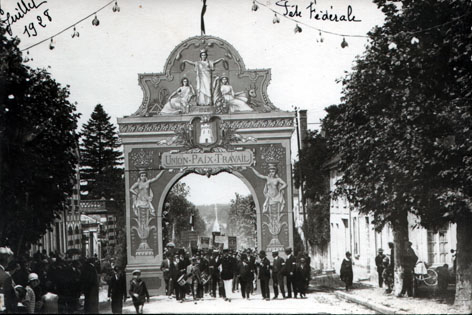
[129,270,149,313]
[258,250,271,300]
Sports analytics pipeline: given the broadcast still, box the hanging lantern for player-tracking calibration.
[49,38,55,50]
[252,1,258,11]
[112,1,120,12]
[273,13,280,24]
[294,24,302,33]
[341,37,348,48]
[388,42,397,50]
[92,14,100,26]
[71,26,80,38]
[23,50,30,62]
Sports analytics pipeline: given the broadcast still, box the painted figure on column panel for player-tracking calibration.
[130,170,164,256]
[251,164,287,213]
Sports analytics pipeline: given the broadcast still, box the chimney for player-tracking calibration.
[299,109,308,149]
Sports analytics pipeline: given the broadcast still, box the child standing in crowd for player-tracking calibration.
[382,256,394,294]
[25,273,42,314]
[129,270,150,314]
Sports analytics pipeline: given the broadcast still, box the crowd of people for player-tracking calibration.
[158,247,311,306]
[1,245,312,314]
[0,246,108,314]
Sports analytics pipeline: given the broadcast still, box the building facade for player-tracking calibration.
[326,158,457,283]
[80,199,118,259]
[30,164,82,256]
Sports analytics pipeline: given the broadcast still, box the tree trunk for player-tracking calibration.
[310,242,328,271]
[392,209,409,296]
[454,217,472,311]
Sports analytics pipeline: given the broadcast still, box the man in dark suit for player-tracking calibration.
[160,253,172,296]
[258,250,271,301]
[271,250,285,299]
[295,257,310,298]
[219,249,237,301]
[169,254,179,299]
[81,258,99,314]
[238,254,252,299]
[108,267,127,314]
[209,250,220,298]
[284,248,297,298]
[375,249,386,288]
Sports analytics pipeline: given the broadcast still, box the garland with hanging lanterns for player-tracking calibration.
[251,0,361,48]
[251,0,472,49]
[21,0,120,60]
[250,0,472,49]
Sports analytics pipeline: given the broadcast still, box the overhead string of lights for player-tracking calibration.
[251,0,472,49]
[250,0,366,48]
[21,0,120,61]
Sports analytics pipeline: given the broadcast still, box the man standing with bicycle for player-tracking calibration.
[400,241,418,297]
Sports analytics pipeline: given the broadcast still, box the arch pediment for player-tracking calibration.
[132,35,278,116]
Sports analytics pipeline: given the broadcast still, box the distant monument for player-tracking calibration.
[212,204,221,233]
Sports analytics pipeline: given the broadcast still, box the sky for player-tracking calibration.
[2,0,385,205]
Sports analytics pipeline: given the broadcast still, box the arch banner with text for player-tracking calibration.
[118,35,295,295]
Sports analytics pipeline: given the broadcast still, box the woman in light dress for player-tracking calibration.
[161,78,195,114]
[218,76,253,112]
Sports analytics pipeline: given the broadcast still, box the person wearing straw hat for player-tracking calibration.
[129,270,149,314]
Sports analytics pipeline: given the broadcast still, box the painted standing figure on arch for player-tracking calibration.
[182,49,224,106]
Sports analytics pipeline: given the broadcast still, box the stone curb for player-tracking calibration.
[334,290,405,314]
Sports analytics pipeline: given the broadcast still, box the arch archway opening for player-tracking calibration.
[161,171,259,253]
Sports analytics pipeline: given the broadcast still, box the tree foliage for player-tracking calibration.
[325,0,472,229]
[162,182,206,248]
[323,0,472,306]
[294,130,330,247]
[0,25,79,253]
[79,104,123,202]
[80,104,125,264]
[227,193,256,248]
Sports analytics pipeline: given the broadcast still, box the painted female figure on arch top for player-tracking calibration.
[182,49,224,106]
[160,77,195,114]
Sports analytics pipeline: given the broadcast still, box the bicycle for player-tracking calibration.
[414,261,438,286]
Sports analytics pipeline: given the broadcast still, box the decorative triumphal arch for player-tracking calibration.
[118,35,295,294]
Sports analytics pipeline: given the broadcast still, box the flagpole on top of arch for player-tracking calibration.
[201,0,207,36]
